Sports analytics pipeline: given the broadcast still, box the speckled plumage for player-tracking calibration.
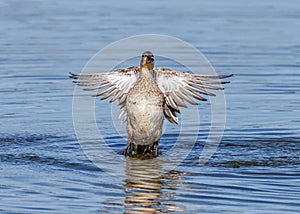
[126,68,165,146]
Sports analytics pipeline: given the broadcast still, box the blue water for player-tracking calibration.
[1,1,300,213]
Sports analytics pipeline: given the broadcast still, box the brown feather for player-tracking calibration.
[92,86,115,97]
[100,88,118,100]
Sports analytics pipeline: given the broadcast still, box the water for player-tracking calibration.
[1,0,300,213]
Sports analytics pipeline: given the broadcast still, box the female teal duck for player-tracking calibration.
[70,51,232,156]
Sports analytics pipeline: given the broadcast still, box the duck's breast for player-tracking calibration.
[126,78,164,145]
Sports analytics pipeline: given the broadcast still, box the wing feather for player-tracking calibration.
[109,90,123,103]
[91,85,115,97]
[83,82,111,91]
[177,90,198,105]
[170,91,187,108]
[69,66,139,120]
[154,68,232,124]
[100,88,118,100]
[165,95,180,112]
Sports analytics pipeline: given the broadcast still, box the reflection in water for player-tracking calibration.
[124,158,184,213]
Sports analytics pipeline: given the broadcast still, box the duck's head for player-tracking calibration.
[140,51,154,70]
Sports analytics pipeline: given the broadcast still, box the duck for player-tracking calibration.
[70,51,232,156]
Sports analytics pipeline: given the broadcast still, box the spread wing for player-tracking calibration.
[69,66,139,121]
[154,68,232,124]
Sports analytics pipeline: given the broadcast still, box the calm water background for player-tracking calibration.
[1,0,299,213]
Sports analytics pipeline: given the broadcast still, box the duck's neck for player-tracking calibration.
[140,68,155,79]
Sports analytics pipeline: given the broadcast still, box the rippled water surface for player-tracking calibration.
[1,1,300,213]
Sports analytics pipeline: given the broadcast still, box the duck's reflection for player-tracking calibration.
[123,158,184,213]
[124,158,162,213]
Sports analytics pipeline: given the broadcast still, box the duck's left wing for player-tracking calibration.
[154,68,232,124]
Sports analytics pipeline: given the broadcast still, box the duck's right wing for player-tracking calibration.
[69,66,139,121]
